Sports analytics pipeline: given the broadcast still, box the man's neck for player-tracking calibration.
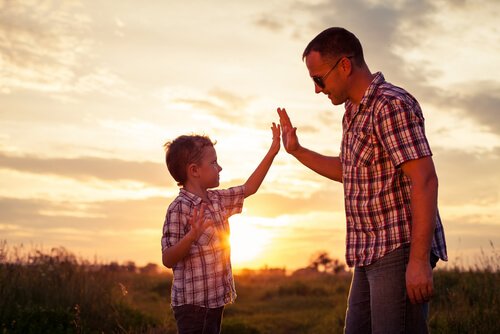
[349,67,375,105]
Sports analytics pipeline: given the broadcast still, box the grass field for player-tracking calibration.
[1,243,499,333]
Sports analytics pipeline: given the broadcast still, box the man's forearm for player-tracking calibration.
[292,146,342,182]
[409,175,438,262]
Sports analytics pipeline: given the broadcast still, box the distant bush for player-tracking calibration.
[262,281,328,299]
[0,243,159,333]
[222,319,260,334]
[431,268,499,333]
[1,241,498,334]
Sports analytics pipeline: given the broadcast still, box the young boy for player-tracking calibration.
[161,123,280,334]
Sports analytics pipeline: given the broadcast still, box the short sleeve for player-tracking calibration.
[375,98,432,167]
[212,185,245,218]
[161,202,188,252]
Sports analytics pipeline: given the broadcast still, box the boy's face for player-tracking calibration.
[197,145,222,189]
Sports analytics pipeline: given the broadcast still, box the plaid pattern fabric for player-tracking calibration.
[341,72,447,267]
[161,185,245,307]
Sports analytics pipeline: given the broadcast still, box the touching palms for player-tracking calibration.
[277,107,300,153]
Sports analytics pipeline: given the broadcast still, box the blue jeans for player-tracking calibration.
[344,245,432,334]
[172,304,224,334]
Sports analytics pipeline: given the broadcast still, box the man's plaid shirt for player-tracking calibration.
[161,186,245,308]
[341,72,447,267]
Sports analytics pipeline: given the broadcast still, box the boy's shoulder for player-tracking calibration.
[207,185,245,199]
[167,189,199,212]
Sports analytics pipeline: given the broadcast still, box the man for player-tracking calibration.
[278,27,447,333]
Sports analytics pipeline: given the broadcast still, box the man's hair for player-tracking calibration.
[302,27,364,66]
[164,135,215,186]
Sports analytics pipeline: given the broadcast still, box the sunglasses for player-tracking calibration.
[312,55,354,89]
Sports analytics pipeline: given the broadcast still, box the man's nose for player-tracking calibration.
[314,84,323,94]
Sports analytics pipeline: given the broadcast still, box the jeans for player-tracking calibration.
[344,245,431,334]
[173,304,224,334]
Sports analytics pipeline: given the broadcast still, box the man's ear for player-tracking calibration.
[187,163,199,179]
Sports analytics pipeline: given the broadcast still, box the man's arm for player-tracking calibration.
[401,156,438,304]
[277,107,342,182]
[244,122,281,198]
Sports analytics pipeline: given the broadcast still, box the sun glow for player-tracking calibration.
[229,216,273,268]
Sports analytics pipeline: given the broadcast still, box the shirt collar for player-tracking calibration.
[179,188,218,204]
[179,188,203,205]
[358,71,385,109]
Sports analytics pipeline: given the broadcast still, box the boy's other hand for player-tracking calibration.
[277,107,300,154]
[187,203,213,242]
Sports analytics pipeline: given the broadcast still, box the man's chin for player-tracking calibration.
[329,97,343,106]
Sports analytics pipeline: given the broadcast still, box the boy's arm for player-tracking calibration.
[244,122,280,198]
[278,107,342,182]
[162,204,212,268]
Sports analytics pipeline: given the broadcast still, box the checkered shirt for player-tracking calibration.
[340,72,447,267]
[161,185,245,307]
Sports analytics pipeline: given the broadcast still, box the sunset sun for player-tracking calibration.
[229,216,272,268]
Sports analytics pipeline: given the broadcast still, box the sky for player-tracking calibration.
[1,0,499,271]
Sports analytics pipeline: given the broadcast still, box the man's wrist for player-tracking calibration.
[290,145,305,158]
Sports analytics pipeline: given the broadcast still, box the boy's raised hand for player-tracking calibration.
[187,203,213,242]
[270,122,281,156]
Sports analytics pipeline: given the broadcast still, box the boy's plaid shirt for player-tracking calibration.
[341,72,447,267]
[161,186,245,308]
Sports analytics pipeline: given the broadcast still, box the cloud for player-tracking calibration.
[266,0,500,139]
[253,15,285,32]
[244,189,345,217]
[172,88,255,124]
[457,83,500,134]
[0,0,124,96]
[0,195,167,229]
[434,148,500,206]
[0,151,167,187]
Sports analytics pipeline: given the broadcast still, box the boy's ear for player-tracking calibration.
[187,163,199,178]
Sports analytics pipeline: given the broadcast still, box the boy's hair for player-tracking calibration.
[164,135,215,186]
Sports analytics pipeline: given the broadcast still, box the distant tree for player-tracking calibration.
[140,263,159,274]
[331,258,347,274]
[124,261,136,273]
[309,251,346,274]
[105,261,121,272]
[310,251,333,272]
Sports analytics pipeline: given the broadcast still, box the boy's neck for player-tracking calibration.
[183,183,210,203]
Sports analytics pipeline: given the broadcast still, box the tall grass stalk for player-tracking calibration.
[0,242,158,333]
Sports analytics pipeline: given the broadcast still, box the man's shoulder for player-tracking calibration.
[373,81,419,112]
[376,80,413,100]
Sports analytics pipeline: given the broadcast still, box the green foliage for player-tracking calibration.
[1,241,499,333]
[0,244,160,333]
[430,268,500,333]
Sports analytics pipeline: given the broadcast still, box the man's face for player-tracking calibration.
[305,51,347,106]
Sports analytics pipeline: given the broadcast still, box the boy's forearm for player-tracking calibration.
[162,232,196,268]
[244,150,277,198]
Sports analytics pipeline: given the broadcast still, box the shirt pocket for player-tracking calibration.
[195,225,215,246]
[343,131,375,167]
